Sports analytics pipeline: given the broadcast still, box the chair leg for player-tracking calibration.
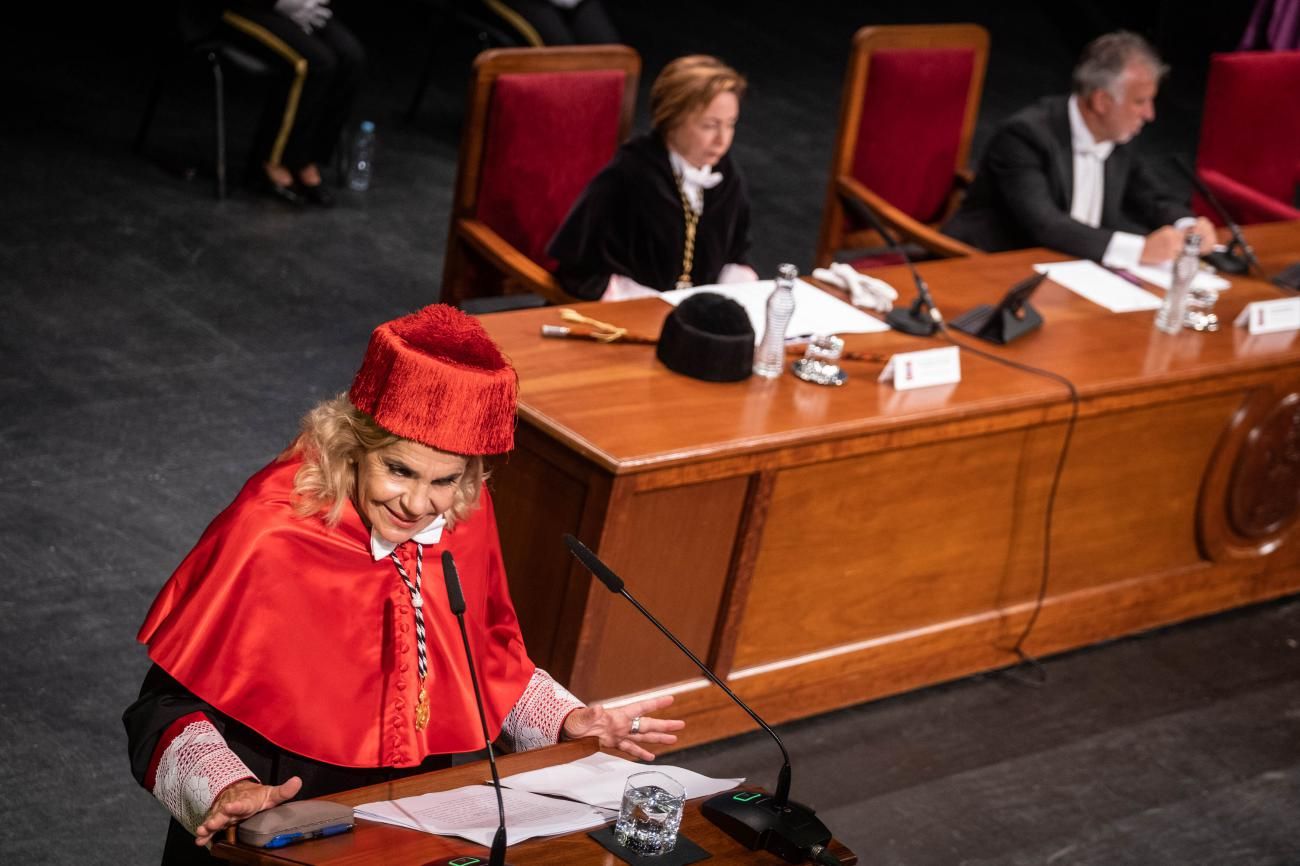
[211,54,226,200]
[406,28,441,122]
[134,71,167,157]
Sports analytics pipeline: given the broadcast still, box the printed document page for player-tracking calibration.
[354,784,607,847]
[661,279,891,343]
[1033,261,1163,312]
[498,752,743,811]
[1128,261,1231,292]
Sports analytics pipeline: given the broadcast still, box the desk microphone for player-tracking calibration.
[563,534,838,865]
[429,550,513,866]
[1172,155,1264,278]
[840,187,944,336]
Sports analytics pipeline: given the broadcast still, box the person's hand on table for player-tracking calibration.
[1140,225,1185,264]
[1190,216,1217,246]
[194,776,303,847]
[562,695,685,761]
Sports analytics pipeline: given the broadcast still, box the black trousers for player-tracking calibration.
[502,0,619,45]
[221,7,364,172]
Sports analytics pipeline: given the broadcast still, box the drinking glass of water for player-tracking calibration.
[614,771,686,856]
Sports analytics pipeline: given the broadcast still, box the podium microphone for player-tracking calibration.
[1171,155,1264,278]
[429,551,513,866]
[840,187,944,336]
[563,534,839,865]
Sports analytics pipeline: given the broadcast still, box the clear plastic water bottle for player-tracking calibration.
[347,121,376,192]
[753,263,798,378]
[1154,233,1201,335]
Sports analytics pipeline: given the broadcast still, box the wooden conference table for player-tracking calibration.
[213,739,858,864]
[479,221,1300,750]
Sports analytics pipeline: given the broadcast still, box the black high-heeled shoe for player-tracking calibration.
[250,171,302,207]
[295,181,335,208]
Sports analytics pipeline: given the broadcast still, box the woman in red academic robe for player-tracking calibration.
[124,305,683,865]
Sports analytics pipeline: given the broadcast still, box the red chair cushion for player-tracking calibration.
[847,251,907,270]
[476,70,626,271]
[1196,51,1300,223]
[850,48,975,226]
[1196,167,1300,225]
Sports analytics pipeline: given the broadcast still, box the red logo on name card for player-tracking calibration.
[904,361,913,380]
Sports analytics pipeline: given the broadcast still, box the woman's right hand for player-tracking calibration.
[194,776,303,847]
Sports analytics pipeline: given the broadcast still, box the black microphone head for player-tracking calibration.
[441,550,466,615]
[563,534,624,593]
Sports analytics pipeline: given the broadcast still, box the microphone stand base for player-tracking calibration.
[885,306,939,336]
[1202,249,1249,275]
[702,792,833,864]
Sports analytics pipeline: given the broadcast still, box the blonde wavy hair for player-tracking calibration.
[281,394,486,528]
[650,55,747,135]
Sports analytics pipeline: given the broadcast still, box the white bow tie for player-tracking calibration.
[669,149,723,214]
[369,515,446,561]
[679,162,723,189]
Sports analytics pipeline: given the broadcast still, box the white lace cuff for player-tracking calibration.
[501,668,584,752]
[151,717,257,836]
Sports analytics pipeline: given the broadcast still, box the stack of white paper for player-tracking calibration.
[498,752,744,811]
[354,784,608,847]
[1128,261,1231,292]
[1033,261,1163,312]
[660,279,891,343]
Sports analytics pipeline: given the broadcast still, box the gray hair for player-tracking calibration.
[1072,31,1167,99]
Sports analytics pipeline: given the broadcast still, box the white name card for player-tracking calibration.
[1233,297,1300,335]
[878,346,962,391]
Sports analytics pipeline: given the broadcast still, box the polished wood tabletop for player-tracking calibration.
[479,220,1300,747]
[213,740,857,865]
[480,220,1300,475]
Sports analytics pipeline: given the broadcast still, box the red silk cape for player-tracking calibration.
[137,458,536,768]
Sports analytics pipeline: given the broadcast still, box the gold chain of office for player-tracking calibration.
[674,172,700,289]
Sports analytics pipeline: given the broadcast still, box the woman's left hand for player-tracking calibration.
[561,695,685,761]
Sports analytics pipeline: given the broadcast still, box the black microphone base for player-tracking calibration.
[423,856,514,866]
[885,306,939,336]
[1202,249,1249,275]
[703,791,833,864]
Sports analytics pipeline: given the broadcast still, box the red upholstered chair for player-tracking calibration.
[1195,51,1300,226]
[814,24,987,269]
[440,46,640,308]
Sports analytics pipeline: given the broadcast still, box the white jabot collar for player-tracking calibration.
[668,149,723,214]
[369,515,447,561]
[1068,95,1114,161]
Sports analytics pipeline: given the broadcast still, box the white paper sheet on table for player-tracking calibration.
[1033,260,1163,312]
[660,279,890,343]
[353,783,607,847]
[498,752,744,812]
[1128,261,1231,292]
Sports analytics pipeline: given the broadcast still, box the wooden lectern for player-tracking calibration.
[213,739,857,865]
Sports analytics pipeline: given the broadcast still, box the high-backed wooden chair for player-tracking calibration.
[815,24,988,269]
[1195,50,1300,226]
[440,46,640,309]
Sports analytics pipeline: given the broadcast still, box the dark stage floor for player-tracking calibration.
[1,2,1296,864]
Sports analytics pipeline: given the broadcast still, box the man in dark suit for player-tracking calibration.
[943,32,1215,267]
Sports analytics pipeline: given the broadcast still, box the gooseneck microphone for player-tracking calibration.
[563,534,838,864]
[1172,156,1264,278]
[840,187,944,336]
[431,550,513,866]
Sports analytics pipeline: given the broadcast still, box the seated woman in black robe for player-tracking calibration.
[548,55,756,300]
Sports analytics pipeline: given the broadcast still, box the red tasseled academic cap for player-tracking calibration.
[348,305,517,454]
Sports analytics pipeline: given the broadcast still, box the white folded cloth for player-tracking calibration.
[812,262,898,313]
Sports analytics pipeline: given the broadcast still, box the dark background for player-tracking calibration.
[2,2,1297,864]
